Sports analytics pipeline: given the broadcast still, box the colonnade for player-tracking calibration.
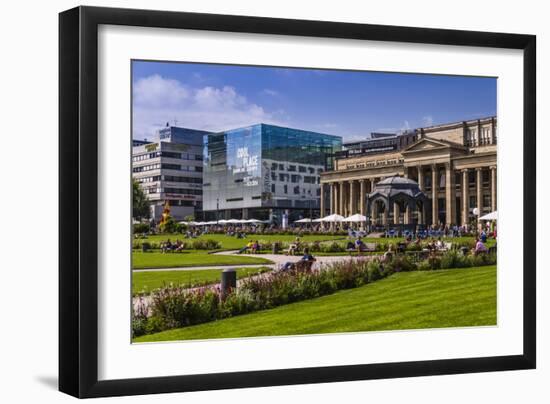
[320,164,497,226]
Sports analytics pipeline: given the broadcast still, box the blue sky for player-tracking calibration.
[132,60,496,142]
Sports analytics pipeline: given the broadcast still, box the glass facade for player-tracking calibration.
[203,124,341,220]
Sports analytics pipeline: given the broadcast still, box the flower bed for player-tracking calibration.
[132,250,496,337]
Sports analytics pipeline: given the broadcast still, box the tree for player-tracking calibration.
[133,179,150,221]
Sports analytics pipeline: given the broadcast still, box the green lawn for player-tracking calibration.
[132,267,271,295]
[132,251,273,269]
[134,265,496,342]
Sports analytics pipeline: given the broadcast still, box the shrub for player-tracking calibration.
[133,223,150,234]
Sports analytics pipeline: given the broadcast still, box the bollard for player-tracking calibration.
[220,268,237,298]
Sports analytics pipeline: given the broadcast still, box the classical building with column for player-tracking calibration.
[320,117,497,227]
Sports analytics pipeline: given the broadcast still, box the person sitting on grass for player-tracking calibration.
[281,248,316,272]
[238,240,254,254]
[161,239,172,253]
[473,237,488,255]
[251,240,260,254]
[174,240,185,252]
[286,237,301,256]
[354,236,367,255]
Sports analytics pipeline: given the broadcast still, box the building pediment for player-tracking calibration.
[401,137,468,155]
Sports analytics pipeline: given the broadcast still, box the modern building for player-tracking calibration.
[132,139,152,147]
[203,123,342,223]
[320,117,497,227]
[338,130,418,158]
[132,126,212,222]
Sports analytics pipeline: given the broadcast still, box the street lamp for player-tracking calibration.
[216,198,219,225]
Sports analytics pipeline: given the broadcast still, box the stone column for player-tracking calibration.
[462,169,469,226]
[393,201,400,225]
[417,202,424,225]
[417,165,424,190]
[405,203,411,225]
[360,180,366,229]
[445,162,456,226]
[431,164,439,226]
[370,178,376,193]
[360,180,366,216]
[371,200,378,226]
[320,183,325,218]
[329,183,335,215]
[339,182,345,216]
[382,202,388,226]
[490,166,497,212]
[349,180,355,215]
[476,168,483,222]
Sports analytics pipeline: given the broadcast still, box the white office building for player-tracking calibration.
[132,126,211,222]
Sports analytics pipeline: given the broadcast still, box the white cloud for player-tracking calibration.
[132,75,286,138]
[422,115,434,127]
[261,89,280,97]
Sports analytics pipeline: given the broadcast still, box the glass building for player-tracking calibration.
[203,124,342,223]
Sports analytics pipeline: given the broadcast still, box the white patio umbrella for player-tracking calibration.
[312,218,324,222]
[244,219,262,224]
[218,219,229,224]
[343,214,367,222]
[295,218,313,223]
[226,218,241,224]
[479,211,497,220]
[320,214,345,222]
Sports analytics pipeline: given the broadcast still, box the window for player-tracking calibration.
[283,185,288,194]
[291,174,300,183]
[482,170,490,183]
[483,194,491,208]
[163,175,202,184]
[226,197,243,202]
[195,154,203,161]
[271,163,278,170]
[160,151,181,159]
[271,173,277,181]
[163,187,202,195]
[271,184,275,193]
[161,163,180,170]
[298,166,306,173]
[195,166,203,172]
[288,165,296,172]
[293,186,300,194]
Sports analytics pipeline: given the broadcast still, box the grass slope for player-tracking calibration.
[132,251,272,269]
[133,267,270,295]
[134,265,496,342]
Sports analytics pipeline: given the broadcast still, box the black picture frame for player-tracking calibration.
[59,6,536,398]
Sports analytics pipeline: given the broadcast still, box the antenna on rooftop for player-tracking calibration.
[173,118,178,127]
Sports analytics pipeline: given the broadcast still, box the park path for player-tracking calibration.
[132,251,371,315]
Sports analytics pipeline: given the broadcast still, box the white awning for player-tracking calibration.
[319,214,345,222]
[479,211,497,220]
[343,214,367,222]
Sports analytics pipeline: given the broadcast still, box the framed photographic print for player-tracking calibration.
[59,6,536,398]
